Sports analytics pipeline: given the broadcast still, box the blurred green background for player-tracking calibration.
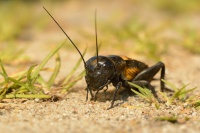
[0,0,200,63]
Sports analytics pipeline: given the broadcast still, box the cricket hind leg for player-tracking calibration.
[133,61,165,92]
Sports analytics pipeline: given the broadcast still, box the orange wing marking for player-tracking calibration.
[122,67,140,81]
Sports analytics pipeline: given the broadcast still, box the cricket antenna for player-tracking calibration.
[95,10,99,67]
[43,6,87,68]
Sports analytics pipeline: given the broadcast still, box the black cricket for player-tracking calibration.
[43,7,166,109]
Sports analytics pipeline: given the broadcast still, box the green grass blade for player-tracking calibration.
[37,75,50,93]
[32,41,66,80]
[62,47,87,86]
[48,53,61,87]
[7,77,25,87]
[131,88,149,101]
[170,84,191,101]
[0,72,8,82]
[159,91,171,105]
[129,82,151,101]
[179,87,197,96]
[16,87,29,94]
[7,77,34,93]
[0,41,67,100]
[129,82,159,106]
[0,69,28,86]
[62,70,85,93]
[129,82,144,93]
[171,87,185,99]
[156,116,178,123]
[129,82,152,97]
[0,60,8,76]
[2,94,51,99]
[0,60,9,82]
[192,100,200,108]
[0,82,9,97]
[177,84,189,100]
[161,79,178,91]
[27,64,37,84]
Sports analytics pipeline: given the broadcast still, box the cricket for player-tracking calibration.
[43,7,166,109]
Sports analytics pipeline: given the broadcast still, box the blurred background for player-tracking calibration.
[0,0,200,73]
[1,1,200,132]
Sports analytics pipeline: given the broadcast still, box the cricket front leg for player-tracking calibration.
[86,86,94,101]
[107,82,122,110]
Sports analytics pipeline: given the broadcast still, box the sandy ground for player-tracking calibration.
[0,1,200,133]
